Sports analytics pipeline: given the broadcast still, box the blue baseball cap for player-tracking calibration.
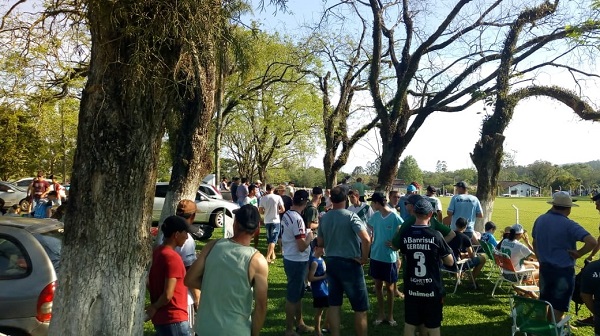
[407,185,417,192]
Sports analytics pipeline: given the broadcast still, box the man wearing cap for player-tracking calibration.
[259,184,285,263]
[424,185,443,220]
[185,204,268,335]
[398,184,418,220]
[281,189,315,335]
[393,194,455,246]
[397,198,455,336]
[147,215,194,335]
[447,181,483,238]
[532,191,597,321]
[367,192,403,326]
[317,186,371,336]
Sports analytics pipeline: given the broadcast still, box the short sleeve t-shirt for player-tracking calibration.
[281,210,309,262]
[499,239,532,272]
[447,231,472,259]
[447,194,483,232]
[481,232,498,247]
[393,215,451,249]
[580,260,600,335]
[424,195,443,214]
[148,245,188,325]
[369,211,403,263]
[260,193,284,223]
[318,209,366,259]
[348,203,374,225]
[351,182,367,196]
[399,225,452,298]
[302,203,319,228]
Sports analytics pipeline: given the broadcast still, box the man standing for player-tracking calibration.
[302,187,323,231]
[367,192,403,326]
[49,174,65,206]
[259,184,285,263]
[28,171,50,213]
[219,177,229,192]
[185,204,269,336]
[352,178,367,202]
[447,181,483,238]
[398,199,455,336]
[424,185,443,220]
[231,177,240,203]
[286,181,296,198]
[398,184,418,220]
[174,200,202,329]
[147,215,194,335]
[585,192,600,262]
[281,189,314,335]
[317,186,371,336]
[387,190,401,213]
[532,191,597,321]
[236,178,250,207]
[348,189,374,226]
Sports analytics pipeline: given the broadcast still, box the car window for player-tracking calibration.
[33,230,63,274]
[0,184,9,192]
[0,235,31,279]
[155,185,168,198]
[199,186,212,195]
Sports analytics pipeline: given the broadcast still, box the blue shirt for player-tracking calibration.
[368,211,403,263]
[481,232,498,247]
[318,209,366,259]
[397,195,410,220]
[309,256,328,298]
[532,210,591,268]
[447,194,483,232]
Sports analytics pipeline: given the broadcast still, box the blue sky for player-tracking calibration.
[245,1,600,172]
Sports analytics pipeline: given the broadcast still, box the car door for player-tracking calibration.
[194,192,211,223]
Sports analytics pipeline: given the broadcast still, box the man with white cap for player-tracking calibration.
[532,191,597,321]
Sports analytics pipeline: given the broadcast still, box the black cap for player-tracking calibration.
[233,204,260,231]
[367,192,386,204]
[593,193,600,202]
[293,189,310,203]
[162,215,199,237]
[454,181,468,189]
[406,194,424,206]
[312,187,323,195]
[414,198,434,215]
[426,185,437,193]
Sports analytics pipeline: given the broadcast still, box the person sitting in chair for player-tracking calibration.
[445,217,487,288]
[498,224,539,283]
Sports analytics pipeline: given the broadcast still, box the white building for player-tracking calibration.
[498,181,540,197]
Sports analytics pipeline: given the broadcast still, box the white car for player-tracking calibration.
[153,182,238,227]
[199,183,223,200]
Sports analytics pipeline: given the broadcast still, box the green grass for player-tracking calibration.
[145,196,599,335]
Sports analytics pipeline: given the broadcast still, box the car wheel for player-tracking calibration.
[19,198,30,212]
[210,210,224,228]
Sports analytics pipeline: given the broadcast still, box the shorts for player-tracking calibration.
[539,263,575,312]
[369,259,398,283]
[325,256,369,312]
[313,296,329,308]
[265,223,280,244]
[404,295,444,329]
[283,259,309,303]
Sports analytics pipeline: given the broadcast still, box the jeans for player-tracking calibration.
[154,321,191,336]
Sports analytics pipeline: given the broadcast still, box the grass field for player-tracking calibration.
[145,196,600,335]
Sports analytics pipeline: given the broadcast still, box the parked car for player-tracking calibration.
[13,178,67,200]
[199,183,223,200]
[0,217,63,336]
[0,182,30,212]
[153,182,238,228]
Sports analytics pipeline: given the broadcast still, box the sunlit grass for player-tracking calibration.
[144,196,599,335]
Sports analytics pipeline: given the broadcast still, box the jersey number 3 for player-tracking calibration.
[414,252,426,277]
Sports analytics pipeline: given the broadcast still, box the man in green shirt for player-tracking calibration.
[392,194,455,249]
[352,177,367,202]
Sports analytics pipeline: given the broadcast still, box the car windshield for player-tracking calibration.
[32,230,63,274]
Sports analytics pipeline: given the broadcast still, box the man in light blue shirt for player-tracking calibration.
[447,181,483,238]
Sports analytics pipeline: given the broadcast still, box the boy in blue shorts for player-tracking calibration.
[367,192,403,326]
[309,239,330,336]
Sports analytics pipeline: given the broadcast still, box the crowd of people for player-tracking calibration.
[144,177,600,336]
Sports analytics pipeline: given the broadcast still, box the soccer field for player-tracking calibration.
[146,196,600,335]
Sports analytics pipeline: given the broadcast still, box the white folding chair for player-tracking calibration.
[492,251,536,297]
[441,258,476,294]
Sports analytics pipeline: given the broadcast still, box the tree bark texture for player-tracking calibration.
[49,1,181,334]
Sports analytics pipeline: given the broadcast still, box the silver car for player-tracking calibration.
[0,217,62,336]
[153,182,238,228]
[0,182,30,212]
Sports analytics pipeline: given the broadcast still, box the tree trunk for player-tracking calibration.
[48,2,180,334]
[323,151,337,189]
[471,133,505,232]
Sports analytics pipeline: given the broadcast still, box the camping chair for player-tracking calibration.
[492,251,536,297]
[441,258,476,294]
[479,240,500,279]
[510,295,571,336]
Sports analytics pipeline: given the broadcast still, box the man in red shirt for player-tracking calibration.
[28,171,50,213]
[147,215,195,335]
